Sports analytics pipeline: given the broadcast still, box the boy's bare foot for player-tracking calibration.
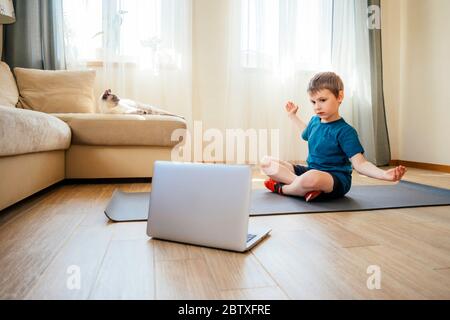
[305,190,322,202]
[383,165,407,182]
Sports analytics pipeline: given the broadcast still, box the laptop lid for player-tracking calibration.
[147,161,252,252]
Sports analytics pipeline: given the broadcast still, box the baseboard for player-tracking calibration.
[389,160,450,173]
[64,178,152,184]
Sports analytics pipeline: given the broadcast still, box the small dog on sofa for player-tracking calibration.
[99,89,183,118]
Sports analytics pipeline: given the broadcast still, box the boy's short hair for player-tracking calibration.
[307,72,344,98]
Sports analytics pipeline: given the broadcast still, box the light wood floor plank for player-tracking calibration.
[155,258,220,300]
[345,245,450,299]
[399,206,450,226]
[248,214,310,232]
[153,239,204,262]
[78,184,118,228]
[0,205,85,298]
[319,212,450,269]
[250,230,394,299]
[200,246,276,290]
[89,239,155,300]
[297,214,378,248]
[25,225,113,300]
[112,222,148,241]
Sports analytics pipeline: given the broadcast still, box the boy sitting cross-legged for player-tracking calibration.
[261,72,406,202]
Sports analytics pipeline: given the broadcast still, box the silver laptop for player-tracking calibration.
[147,161,271,252]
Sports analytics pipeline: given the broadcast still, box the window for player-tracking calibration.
[63,0,103,62]
[63,0,183,70]
[241,0,333,71]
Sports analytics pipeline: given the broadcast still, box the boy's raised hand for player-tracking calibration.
[285,101,299,117]
[383,165,407,182]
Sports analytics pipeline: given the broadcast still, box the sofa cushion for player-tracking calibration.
[0,62,19,108]
[51,113,187,147]
[14,68,96,113]
[0,106,71,157]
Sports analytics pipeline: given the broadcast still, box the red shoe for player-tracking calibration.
[264,179,284,194]
[305,190,322,202]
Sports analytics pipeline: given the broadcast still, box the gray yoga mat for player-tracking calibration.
[104,180,450,222]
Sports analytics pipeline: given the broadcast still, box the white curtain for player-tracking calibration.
[221,0,334,162]
[220,0,373,162]
[62,0,192,123]
[332,0,375,163]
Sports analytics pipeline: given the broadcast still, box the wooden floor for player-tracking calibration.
[0,167,449,300]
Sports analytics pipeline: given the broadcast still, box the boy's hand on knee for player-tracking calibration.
[285,101,299,118]
[382,165,407,182]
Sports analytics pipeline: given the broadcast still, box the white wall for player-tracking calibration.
[382,0,450,165]
[381,0,401,160]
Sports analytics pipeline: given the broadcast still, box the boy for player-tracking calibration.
[261,72,406,202]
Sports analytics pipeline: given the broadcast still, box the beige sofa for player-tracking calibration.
[0,63,186,211]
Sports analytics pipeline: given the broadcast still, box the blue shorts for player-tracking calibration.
[293,165,351,199]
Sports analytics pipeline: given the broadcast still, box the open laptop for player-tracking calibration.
[147,161,271,252]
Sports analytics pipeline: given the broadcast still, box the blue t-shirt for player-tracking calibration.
[302,116,364,176]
